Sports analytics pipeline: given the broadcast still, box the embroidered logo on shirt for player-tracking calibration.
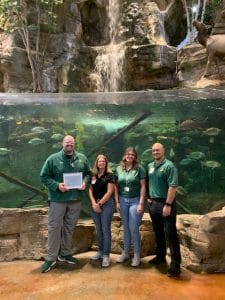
[149,167,155,174]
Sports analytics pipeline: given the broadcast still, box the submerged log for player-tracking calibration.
[87,111,151,157]
[0,171,47,199]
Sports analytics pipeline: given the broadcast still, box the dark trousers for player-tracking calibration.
[149,200,181,267]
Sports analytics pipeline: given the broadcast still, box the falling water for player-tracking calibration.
[94,0,125,92]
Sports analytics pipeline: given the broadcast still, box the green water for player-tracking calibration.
[1,90,225,215]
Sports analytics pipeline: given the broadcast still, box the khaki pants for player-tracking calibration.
[47,200,81,261]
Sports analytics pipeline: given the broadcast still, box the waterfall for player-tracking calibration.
[94,0,125,92]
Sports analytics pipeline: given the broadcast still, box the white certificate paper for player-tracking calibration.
[63,172,83,189]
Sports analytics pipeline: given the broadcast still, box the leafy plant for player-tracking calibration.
[0,0,63,92]
[203,0,222,25]
[75,122,85,152]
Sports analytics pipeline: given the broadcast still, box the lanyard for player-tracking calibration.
[125,169,132,187]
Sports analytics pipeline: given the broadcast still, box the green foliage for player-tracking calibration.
[0,0,24,32]
[0,0,63,33]
[74,122,85,152]
[203,0,222,25]
[52,124,67,135]
[0,0,63,92]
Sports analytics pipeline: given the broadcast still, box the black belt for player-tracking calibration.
[151,198,166,203]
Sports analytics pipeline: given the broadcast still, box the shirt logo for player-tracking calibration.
[149,167,155,174]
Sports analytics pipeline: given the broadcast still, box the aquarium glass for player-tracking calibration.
[1,88,225,216]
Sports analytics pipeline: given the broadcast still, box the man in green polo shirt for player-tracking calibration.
[147,143,181,277]
[40,135,91,273]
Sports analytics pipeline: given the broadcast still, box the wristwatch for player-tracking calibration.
[164,202,172,207]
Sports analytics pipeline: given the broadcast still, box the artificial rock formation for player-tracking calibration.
[0,0,184,92]
[1,207,225,273]
[0,208,95,261]
[178,207,225,273]
[0,0,224,91]
[177,1,225,87]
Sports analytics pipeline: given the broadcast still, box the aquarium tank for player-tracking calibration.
[1,89,225,217]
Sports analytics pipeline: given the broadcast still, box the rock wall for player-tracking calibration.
[0,0,181,92]
[0,209,155,261]
[0,0,224,91]
[177,1,225,88]
[1,207,225,273]
[178,208,225,273]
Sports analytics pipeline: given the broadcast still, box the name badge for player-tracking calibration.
[91,177,97,184]
[149,167,155,174]
[124,186,130,192]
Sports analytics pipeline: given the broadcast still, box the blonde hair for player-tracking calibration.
[92,154,112,176]
[120,147,139,170]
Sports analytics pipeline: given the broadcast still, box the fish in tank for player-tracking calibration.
[0,88,225,216]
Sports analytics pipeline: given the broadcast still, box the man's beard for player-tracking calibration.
[64,147,74,155]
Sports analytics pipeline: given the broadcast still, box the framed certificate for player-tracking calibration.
[63,172,83,189]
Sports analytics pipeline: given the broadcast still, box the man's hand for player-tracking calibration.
[77,182,86,190]
[163,205,171,217]
[58,183,69,192]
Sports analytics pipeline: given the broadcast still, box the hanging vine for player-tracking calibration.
[0,0,63,92]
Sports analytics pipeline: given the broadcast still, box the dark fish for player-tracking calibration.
[179,119,206,131]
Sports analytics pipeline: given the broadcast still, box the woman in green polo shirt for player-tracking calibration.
[115,147,146,267]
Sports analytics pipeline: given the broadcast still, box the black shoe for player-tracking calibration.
[167,266,181,278]
[148,256,166,265]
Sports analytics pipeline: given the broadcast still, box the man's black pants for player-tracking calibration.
[149,200,181,267]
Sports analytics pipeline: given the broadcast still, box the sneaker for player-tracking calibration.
[167,264,181,278]
[58,255,78,265]
[91,252,103,260]
[102,255,110,267]
[148,256,166,265]
[40,260,56,273]
[116,251,130,263]
[131,254,140,267]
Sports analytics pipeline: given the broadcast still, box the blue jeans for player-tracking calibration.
[91,198,115,256]
[119,196,144,255]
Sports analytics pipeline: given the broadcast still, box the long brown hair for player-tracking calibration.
[92,154,112,176]
[120,147,139,170]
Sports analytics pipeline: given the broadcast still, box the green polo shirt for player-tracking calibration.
[116,165,146,198]
[40,149,91,202]
[147,158,178,199]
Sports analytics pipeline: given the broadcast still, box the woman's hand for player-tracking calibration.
[137,203,144,214]
[116,202,120,213]
[92,202,102,213]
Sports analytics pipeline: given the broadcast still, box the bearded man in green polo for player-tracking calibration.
[40,135,91,273]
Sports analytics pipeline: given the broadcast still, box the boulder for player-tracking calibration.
[177,207,225,272]
[1,207,225,273]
